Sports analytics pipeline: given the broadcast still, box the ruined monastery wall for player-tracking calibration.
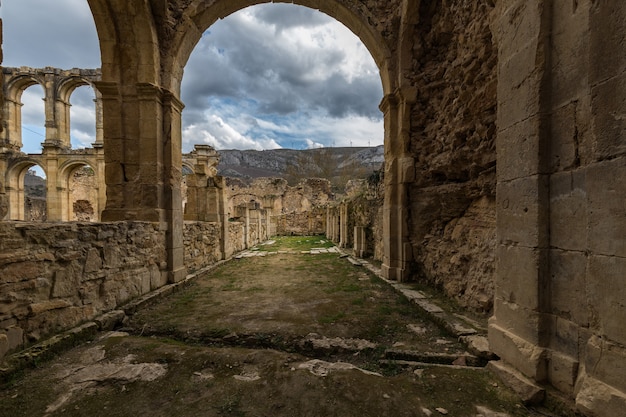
[183,221,222,274]
[407,0,497,312]
[0,222,167,358]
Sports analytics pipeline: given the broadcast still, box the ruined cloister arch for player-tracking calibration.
[12,2,619,415]
[58,160,102,222]
[87,0,413,283]
[1,68,103,151]
[5,159,46,221]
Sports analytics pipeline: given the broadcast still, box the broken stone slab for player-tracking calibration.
[460,335,497,361]
[346,257,363,266]
[300,333,377,353]
[384,349,482,367]
[486,360,545,405]
[298,359,381,377]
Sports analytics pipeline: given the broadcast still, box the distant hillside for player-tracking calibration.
[217,146,384,188]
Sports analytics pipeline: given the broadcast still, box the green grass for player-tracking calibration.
[259,236,335,252]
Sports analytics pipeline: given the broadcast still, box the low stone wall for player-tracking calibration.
[0,221,167,358]
[183,221,222,274]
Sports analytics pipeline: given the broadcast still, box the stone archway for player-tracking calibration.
[5,160,47,221]
[86,0,412,283]
[58,161,101,222]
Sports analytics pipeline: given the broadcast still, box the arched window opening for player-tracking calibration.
[23,165,47,222]
[69,86,97,149]
[20,85,46,154]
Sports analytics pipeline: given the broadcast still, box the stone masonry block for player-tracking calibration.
[488,318,548,381]
[550,250,588,327]
[497,115,545,182]
[491,297,545,347]
[497,42,543,131]
[550,103,582,173]
[0,333,8,358]
[84,248,103,273]
[551,317,581,359]
[587,255,626,346]
[487,360,545,405]
[591,73,626,160]
[6,326,23,351]
[496,175,549,247]
[550,1,589,107]
[583,335,626,394]
[548,349,579,395]
[587,157,626,257]
[496,245,546,311]
[549,170,587,251]
[576,373,626,417]
[494,0,544,63]
[589,1,626,85]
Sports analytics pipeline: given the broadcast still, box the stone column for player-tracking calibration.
[3,94,23,150]
[98,81,185,283]
[42,143,63,221]
[94,92,104,146]
[354,226,366,258]
[339,203,348,248]
[488,0,552,382]
[380,90,414,282]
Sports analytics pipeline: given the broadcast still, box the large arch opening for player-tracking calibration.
[180,3,384,154]
[6,161,47,221]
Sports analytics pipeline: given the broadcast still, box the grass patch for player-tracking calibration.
[318,312,346,324]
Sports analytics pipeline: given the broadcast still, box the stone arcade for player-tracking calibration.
[0,1,625,416]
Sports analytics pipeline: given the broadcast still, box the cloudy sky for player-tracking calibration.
[2,0,384,153]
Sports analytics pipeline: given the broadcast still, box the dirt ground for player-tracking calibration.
[0,237,551,417]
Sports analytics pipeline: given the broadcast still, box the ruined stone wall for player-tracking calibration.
[183,221,222,274]
[70,167,98,222]
[228,221,246,254]
[345,176,384,261]
[0,222,167,358]
[273,207,327,236]
[407,0,497,313]
[226,177,333,216]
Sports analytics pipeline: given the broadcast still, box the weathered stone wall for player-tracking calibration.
[183,221,222,274]
[228,221,246,254]
[70,167,98,222]
[226,177,333,216]
[0,222,167,357]
[407,0,497,313]
[273,207,327,236]
[345,176,384,261]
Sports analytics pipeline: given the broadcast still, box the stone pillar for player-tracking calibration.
[94,92,104,146]
[94,144,105,221]
[98,81,185,283]
[43,69,69,148]
[354,226,366,258]
[380,90,414,282]
[2,93,23,150]
[42,143,63,221]
[338,203,347,248]
[488,0,552,383]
